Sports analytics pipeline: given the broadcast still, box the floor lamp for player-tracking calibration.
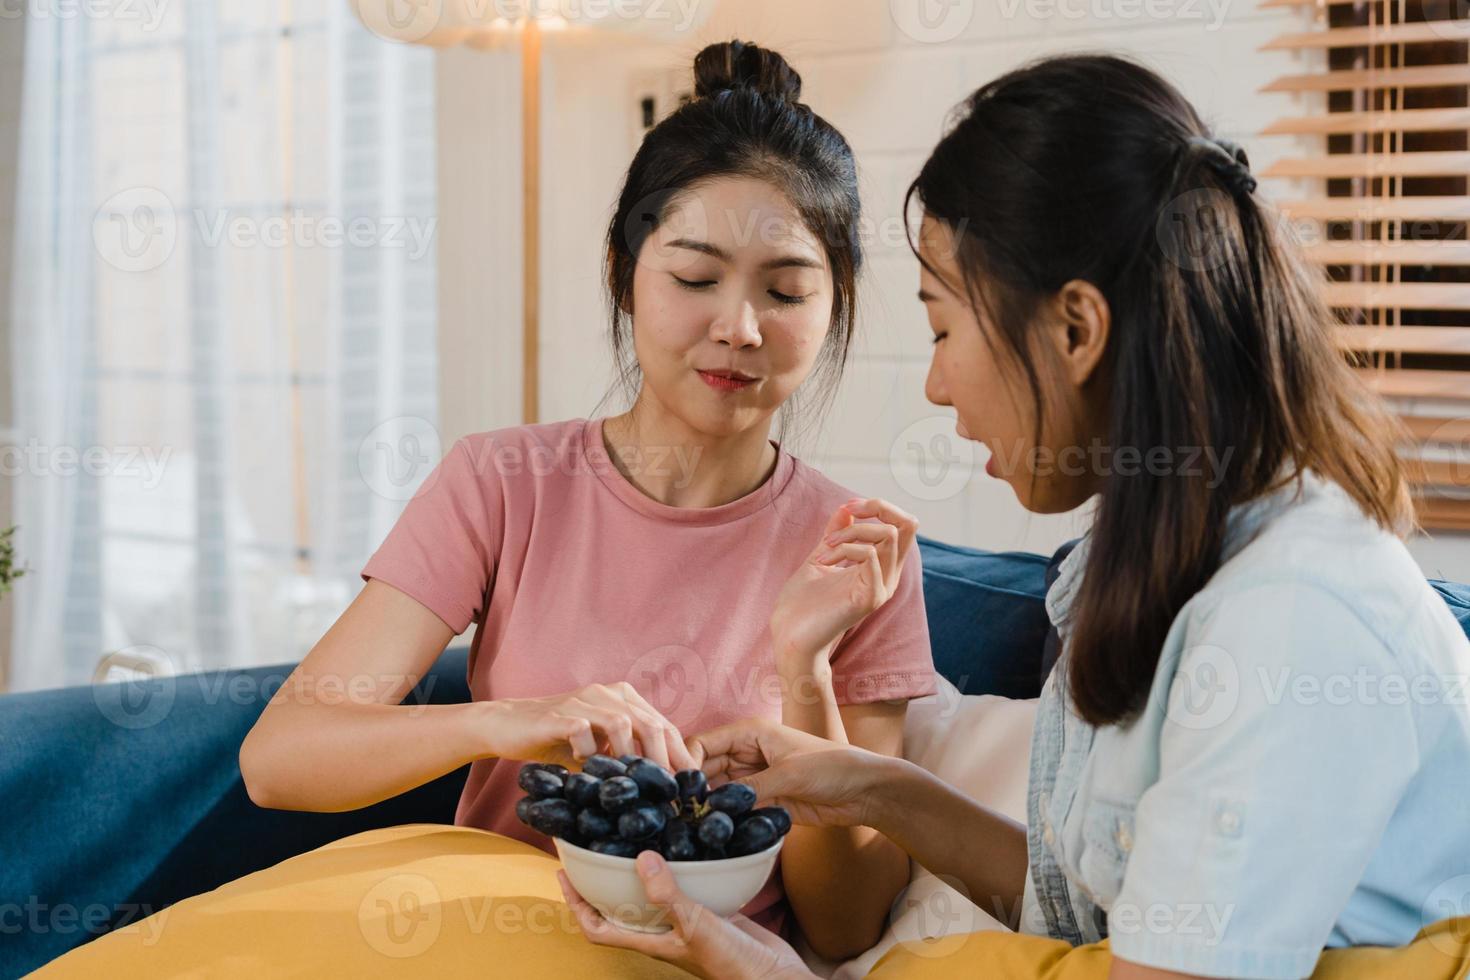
[349,0,710,424]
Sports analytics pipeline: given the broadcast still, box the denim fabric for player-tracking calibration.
[917,536,1053,698]
[1,542,1057,977]
[1022,475,1470,979]
[0,650,472,979]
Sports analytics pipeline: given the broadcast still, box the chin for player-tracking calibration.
[667,400,757,440]
[1012,478,1094,515]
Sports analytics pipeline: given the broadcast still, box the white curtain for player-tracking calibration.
[8,1,438,691]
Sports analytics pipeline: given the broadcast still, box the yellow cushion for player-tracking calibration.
[31,824,694,979]
[865,917,1470,979]
[32,822,1470,979]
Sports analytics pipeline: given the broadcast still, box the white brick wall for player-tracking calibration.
[500,0,1470,575]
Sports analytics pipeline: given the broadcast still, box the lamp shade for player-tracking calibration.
[350,0,712,47]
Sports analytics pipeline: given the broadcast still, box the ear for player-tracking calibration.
[1044,279,1110,388]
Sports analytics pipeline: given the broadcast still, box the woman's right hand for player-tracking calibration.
[688,717,903,830]
[482,682,698,772]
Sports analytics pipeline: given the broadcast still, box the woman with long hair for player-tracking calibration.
[565,53,1470,980]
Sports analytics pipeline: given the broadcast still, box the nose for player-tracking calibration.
[924,351,951,407]
[709,296,762,350]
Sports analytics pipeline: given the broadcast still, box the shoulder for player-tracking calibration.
[782,455,877,513]
[782,457,921,556]
[442,419,591,485]
[1185,476,1462,674]
[456,419,588,461]
[783,453,847,497]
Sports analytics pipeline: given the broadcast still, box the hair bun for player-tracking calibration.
[693,40,802,103]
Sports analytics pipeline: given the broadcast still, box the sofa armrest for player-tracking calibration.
[0,645,472,978]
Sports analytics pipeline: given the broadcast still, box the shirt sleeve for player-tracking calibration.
[1108,582,1421,979]
[828,543,939,704]
[360,437,501,634]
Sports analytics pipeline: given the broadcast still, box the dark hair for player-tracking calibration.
[907,54,1412,727]
[603,40,862,443]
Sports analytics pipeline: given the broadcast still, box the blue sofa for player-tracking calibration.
[5,537,1469,978]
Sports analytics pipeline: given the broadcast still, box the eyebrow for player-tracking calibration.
[918,288,940,303]
[667,238,824,272]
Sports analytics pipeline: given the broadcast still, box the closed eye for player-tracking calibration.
[673,276,716,291]
[932,332,948,345]
[770,290,809,307]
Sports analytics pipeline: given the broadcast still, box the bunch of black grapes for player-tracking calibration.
[516,754,791,860]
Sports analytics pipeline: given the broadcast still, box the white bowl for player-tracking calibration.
[554,836,784,933]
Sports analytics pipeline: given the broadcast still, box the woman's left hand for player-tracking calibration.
[769,497,919,663]
[557,851,815,980]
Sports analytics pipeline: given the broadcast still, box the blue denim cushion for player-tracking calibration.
[1430,579,1470,637]
[0,653,471,979]
[917,535,1053,699]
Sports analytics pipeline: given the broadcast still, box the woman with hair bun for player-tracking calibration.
[240,39,935,960]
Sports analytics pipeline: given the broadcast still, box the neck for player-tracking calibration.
[603,394,780,509]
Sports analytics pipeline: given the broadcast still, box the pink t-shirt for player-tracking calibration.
[361,417,936,935]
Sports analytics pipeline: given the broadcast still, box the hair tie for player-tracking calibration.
[1186,135,1257,196]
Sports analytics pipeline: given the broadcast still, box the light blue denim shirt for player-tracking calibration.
[1020,472,1470,979]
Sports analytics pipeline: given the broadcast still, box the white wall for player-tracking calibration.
[443,0,1470,577]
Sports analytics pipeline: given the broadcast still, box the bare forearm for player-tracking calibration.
[869,757,1030,929]
[780,822,910,960]
[778,653,910,960]
[240,699,492,812]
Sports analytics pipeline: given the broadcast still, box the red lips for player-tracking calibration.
[697,369,758,392]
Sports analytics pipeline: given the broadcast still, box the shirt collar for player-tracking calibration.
[1044,469,1325,636]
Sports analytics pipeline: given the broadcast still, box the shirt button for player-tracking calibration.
[1216,807,1243,837]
